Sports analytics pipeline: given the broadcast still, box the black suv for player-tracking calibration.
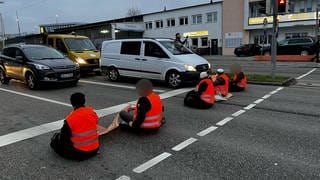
[0,44,80,89]
[263,37,318,56]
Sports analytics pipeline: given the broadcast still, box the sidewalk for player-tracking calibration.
[202,55,254,61]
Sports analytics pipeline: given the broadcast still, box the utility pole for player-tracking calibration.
[316,8,319,63]
[271,0,278,79]
[0,1,4,49]
[55,14,58,24]
[16,10,21,37]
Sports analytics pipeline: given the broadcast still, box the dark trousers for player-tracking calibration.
[50,133,98,161]
[229,84,245,92]
[184,90,213,109]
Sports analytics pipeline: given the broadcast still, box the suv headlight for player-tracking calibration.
[184,64,196,72]
[34,64,50,70]
[76,57,86,64]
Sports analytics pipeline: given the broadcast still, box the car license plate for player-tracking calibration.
[61,73,73,78]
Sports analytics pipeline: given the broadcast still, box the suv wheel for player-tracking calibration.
[26,73,38,90]
[300,50,309,56]
[166,71,182,88]
[108,67,120,82]
[0,68,10,85]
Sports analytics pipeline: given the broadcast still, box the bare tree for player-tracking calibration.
[126,7,141,17]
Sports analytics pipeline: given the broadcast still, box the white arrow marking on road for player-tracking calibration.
[133,152,172,173]
[172,137,198,151]
[197,126,218,137]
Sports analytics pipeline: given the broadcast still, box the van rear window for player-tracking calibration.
[120,42,141,56]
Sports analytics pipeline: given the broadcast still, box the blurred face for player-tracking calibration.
[136,86,152,97]
[176,34,181,38]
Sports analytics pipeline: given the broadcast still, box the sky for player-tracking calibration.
[1,0,210,34]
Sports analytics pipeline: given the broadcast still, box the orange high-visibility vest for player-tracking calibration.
[134,93,163,129]
[233,72,247,88]
[215,74,229,96]
[66,107,99,152]
[196,78,215,104]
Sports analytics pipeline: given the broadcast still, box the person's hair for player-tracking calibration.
[176,33,180,37]
[70,93,85,107]
[136,79,153,96]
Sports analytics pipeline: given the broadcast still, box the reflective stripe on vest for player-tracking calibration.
[73,137,99,146]
[72,129,97,138]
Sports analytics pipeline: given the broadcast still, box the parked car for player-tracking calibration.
[234,44,262,56]
[262,37,318,56]
[0,44,80,89]
[100,38,211,88]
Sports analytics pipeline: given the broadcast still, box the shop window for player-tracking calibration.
[306,0,312,12]
[192,38,198,47]
[285,32,308,39]
[201,37,208,46]
[179,16,188,26]
[192,14,202,24]
[120,41,141,56]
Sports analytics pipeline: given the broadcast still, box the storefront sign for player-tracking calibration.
[115,23,145,32]
[183,30,209,37]
[248,12,319,25]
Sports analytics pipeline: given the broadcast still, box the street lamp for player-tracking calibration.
[56,14,58,24]
[0,1,5,49]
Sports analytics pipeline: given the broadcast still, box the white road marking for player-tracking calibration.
[296,68,317,80]
[115,175,131,180]
[133,152,172,173]
[0,88,72,107]
[262,94,271,99]
[254,98,264,104]
[197,126,218,137]
[216,117,233,126]
[275,87,284,91]
[232,110,246,117]
[80,80,166,93]
[269,90,278,95]
[0,88,192,148]
[244,104,256,110]
[172,138,198,151]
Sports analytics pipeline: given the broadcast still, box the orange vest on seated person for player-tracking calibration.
[233,72,247,88]
[196,78,215,104]
[214,74,229,96]
[134,92,163,129]
[66,107,99,152]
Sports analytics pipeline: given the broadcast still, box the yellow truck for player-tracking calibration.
[43,33,100,74]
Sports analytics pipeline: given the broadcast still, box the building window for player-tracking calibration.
[145,22,152,30]
[179,16,188,26]
[155,20,163,28]
[192,14,202,24]
[201,37,208,46]
[225,38,242,48]
[207,12,217,23]
[306,0,312,12]
[299,0,305,12]
[192,38,198,47]
[167,18,175,27]
[318,0,320,9]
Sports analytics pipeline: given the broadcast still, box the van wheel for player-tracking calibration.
[166,71,182,88]
[108,67,120,82]
[0,68,10,85]
[26,72,39,90]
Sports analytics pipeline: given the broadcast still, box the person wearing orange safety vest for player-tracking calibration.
[119,79,164,131]
[229,64,247,92]
[212,69,229,97]
[51,93,99,161]
[184,72,215,109]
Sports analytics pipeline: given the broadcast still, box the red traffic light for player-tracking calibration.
[278,0,287,13]
[279,0,286,4]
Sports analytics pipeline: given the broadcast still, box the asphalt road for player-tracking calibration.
[0,59,319,180]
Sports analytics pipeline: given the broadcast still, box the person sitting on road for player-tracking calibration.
[50,93,99,161]
[212,68,230,97]
[119,79,164,132]
[184,72,215,109]
[229,64,247,92]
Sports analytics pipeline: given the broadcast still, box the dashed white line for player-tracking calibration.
[244,103,256,110]
[0,88,72,107]
[172,138,198,151]
[262,94,271,99]
[296,68,317,80]
[254,98,264,104]
[232,110,246,117]
[269,90,278,95]
[80,80,166,93]
[115,175,131,180]
[197,126,218,137]
[216,117,233,126]
[275,87,284,91]
[133,152,172,173]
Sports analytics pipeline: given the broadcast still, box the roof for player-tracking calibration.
[6,43,47,49]
[47,34,88,38]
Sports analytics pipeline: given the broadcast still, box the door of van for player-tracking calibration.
[141,41,169,80]
[119,41,142,78]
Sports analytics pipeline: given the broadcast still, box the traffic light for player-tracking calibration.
[278,0,287,13]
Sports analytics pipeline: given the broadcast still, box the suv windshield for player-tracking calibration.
[64,38,97,51]
[24,47,65,60]
[159,40,192,55]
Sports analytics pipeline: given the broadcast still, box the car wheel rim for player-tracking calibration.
[109,70,118,81]
[301,51,308,56]
[27,75,35,88]
[169,73,181,87]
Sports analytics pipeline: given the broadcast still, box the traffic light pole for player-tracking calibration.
[316,8,319,63]
[271,0,278,78]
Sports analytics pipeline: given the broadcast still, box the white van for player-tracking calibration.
[100,38,211,88]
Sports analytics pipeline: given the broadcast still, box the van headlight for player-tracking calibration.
[75,63,80,69]
[184,64,196,72]
[208,63,211,69]
[34,64,50,70]
[76,57,87,64]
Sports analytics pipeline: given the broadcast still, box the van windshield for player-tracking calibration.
[64,38,97,51]
[24,47,65,60]
[159,40,192,55]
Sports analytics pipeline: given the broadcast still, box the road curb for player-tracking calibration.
[248,77,297,87]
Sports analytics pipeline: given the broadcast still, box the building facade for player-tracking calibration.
[143,1,223,55]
